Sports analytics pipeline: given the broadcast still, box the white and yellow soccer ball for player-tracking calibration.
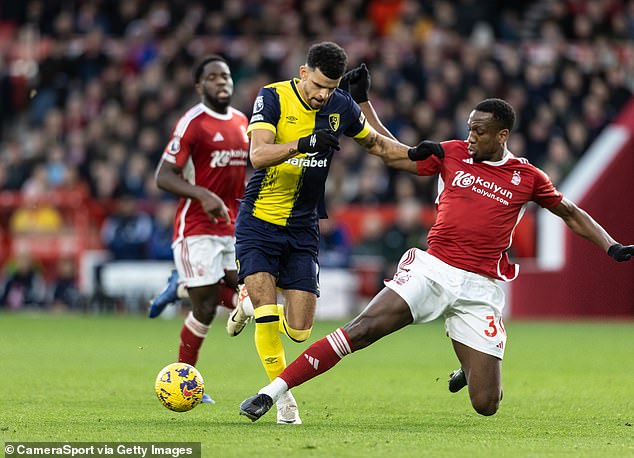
[155,363,205,412]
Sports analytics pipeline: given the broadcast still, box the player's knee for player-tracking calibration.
[192,299,217,322]
[470,392,501,416]
[285,325,312,343]
[192,309,215,326]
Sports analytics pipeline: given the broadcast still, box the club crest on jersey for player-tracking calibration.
[168,137,180,154]
[329,113,340,132]
[511,171,521,185]
[253,96,264,114]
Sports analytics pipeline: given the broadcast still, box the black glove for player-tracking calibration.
[339,63,370,103]
[608,243,634,262]
[407,140,445,161]
[297,129,340,154]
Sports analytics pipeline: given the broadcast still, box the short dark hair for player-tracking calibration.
[474,98,516,132]
[192,54,228,83]
[306,42,348,79]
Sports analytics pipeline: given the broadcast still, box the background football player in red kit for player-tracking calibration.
[149,55,249,403]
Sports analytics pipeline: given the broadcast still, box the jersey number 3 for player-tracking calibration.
[484,315,505,338]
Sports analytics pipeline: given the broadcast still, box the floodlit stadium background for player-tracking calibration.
[0,0,632,317]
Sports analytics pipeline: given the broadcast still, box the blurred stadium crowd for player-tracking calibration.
[0,0,632,310]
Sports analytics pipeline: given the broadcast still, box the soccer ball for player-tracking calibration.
[155,363,205,412]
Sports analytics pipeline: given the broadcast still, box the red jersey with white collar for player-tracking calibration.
[161,103,249,242]
[417,140,563,281]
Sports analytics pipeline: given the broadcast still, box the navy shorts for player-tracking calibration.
[235,208,320,296]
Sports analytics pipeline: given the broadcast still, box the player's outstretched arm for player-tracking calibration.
[356,131,445,174]
[355,129,417,173]
[548,198,633,261]
[249,128,339,169]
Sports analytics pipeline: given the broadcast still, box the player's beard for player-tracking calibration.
[310,98,324,110]
[203,88,231,113]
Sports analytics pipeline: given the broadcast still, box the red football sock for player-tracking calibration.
[218,283,237,309]
[178,311,209,365]
[279,328,353,389]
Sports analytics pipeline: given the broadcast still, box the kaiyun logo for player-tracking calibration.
[451,170,513,205]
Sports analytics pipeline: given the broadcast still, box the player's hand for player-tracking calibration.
[339,63,370,103]
[608,243,634,262]
[200,191,231,225]
[297,129,340,154]
[407,140,445,161]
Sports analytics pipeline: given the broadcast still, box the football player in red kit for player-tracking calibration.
[150,55,249,402]
[239,87,633,421]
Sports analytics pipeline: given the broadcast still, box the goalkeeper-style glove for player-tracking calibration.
[297,129,340,154]
[339,63,370,103]
[607,243,634,262]
[407,140,445,161]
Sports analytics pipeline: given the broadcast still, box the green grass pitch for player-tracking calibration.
[1,312,632,457]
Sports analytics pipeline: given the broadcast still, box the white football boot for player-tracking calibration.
[276,390,302,424]
[226,284,254,336]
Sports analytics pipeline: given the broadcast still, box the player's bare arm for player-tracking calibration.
[355,128,418,173]
[155,160,230,224]
[549,198,633,261]
[197,190,231,225]
[354,100,419,173]
[356,127,445,175]
[249,129,301,169]
[350,86,442,174]
[548,198,620,253]
[250,128,340,169]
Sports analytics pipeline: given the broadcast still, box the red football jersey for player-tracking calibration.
[417,140,563,281]
[161,103,249,241]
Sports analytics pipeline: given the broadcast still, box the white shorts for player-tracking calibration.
[172,235,237,288]
[384,249,507,359]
